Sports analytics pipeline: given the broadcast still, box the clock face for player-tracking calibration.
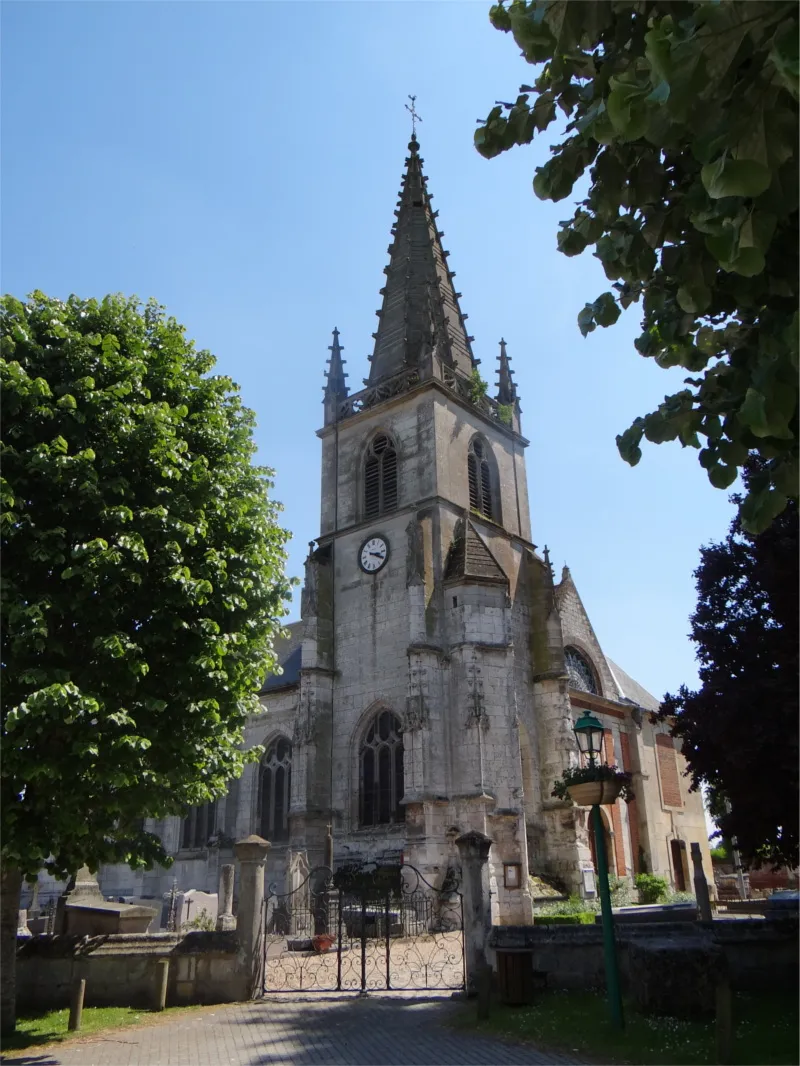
[359,535,389,574]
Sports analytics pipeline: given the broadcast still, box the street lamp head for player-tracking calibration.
[573,710,604,763]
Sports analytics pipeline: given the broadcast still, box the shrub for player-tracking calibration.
[665,890,697,905]
[535,893,600,918]
[535,913,595,925]
[635,873,669,904]
[608,875,634,906]
[469,368,489,406]
[183,907,215,932]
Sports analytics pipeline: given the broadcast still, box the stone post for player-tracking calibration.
[233,835,270,998]
[456,830,493,997]
[691,842,713,922]
[215,864,236,932]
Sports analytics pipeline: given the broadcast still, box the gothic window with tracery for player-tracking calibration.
[360,711,404,826]
[364,434,398,519]
[260,738,292,842]
[468,437,495,520]
[565,647,599,695]
[181,800,216,849]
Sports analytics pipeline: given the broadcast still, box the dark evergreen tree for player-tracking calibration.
[662,464,798,868]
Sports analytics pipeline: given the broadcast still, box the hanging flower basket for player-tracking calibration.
[552,764,634,806]
[566,779,624,806]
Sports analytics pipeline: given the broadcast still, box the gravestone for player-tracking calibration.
[177,890,218,930]
[628,937,726,1019]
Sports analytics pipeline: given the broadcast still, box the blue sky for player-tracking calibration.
[2,0,737,701]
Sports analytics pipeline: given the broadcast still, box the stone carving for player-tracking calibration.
[293,687,316,746]
[301,545,318,618]
[405,653,429,731]
[286,850,310,895]
[465,654,488,729]
[406,515,425,587]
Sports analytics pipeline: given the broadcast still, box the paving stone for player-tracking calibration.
[8,993,585,1066]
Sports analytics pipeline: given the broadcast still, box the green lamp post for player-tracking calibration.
[573,711,625,1030]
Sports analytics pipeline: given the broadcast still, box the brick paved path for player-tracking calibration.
[4,993,583,1066]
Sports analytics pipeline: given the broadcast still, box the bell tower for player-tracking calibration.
[292,131,589,909]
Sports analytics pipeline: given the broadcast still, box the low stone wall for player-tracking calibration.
[490,918,799,994]
[17,931,245,1011]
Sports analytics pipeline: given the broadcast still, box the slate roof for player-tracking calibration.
[444,519,507,584]
[605,657,661,713]
[259,621,303,694]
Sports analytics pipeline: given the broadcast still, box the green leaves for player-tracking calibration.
[478,0,798,529]
[1,292,293,879]
[607,76,649,141]
[770,24,799,99]
[701,157,773,200]
[578,291,621,336]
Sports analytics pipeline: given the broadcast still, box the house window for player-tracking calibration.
[260,738,292,842]
[565,647,599,695]
[182,800,216,849]
[360,711,404,826]
[364,434,398,519]
[467,437,494,520]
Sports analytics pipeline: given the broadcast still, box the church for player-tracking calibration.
[99,133,711,919]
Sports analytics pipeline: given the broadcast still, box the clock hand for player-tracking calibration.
[369,551,385,559]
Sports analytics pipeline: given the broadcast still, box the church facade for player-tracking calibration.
[98,135,712,917]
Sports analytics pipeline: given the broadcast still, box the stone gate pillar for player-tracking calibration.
[233,835,270,998]
[456,830,493,996]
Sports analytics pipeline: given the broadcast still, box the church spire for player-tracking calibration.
[323,327,348,425]
[495,338,517,405]
[367,134,476,385]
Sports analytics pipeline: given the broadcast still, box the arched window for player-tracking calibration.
[360,711,404,826]
[182,800,216,849]
[364,434,398,519]
[565,647,599,695]
[260,738,292,842]
[468,437,495,520]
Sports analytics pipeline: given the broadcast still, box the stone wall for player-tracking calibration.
[16,931,245,1012]
[490,919,799,994]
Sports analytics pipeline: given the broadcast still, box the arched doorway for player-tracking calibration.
[587,806,617,876]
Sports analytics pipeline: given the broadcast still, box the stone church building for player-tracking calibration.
[99,134,711,918]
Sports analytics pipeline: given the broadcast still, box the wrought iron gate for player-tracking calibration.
[262,862,464,993]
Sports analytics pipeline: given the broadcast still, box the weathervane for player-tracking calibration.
[405,94,422,136]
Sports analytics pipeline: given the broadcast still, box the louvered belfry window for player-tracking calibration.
[364,434,398,519]
[468,437,494,520]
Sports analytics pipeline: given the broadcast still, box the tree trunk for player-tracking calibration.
[1,864,22,1035]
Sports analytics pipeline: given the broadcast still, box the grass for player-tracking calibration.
[454,989,800,1065]
[1,1004,205,1056]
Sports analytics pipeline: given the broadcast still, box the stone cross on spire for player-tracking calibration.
[405,95,423,137]
[323,327,349,425]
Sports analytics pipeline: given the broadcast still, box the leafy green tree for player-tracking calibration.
[1,292,292,1033]
[661,463,798,869]
[476,0,798,532]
